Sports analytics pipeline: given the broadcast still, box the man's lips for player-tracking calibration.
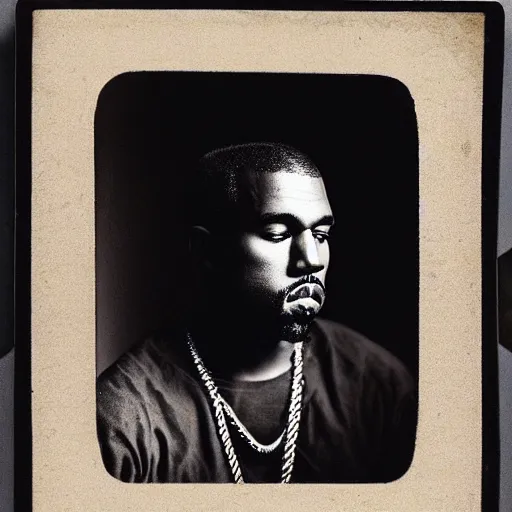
[286,283,325,305]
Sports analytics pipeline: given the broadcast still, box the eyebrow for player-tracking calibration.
[259,212,335,229]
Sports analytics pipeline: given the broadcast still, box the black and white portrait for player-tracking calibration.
[95,72,419,484]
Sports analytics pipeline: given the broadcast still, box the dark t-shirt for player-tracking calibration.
[215,369,292,483]
[96,318,417,483]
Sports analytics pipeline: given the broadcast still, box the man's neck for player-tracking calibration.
[227,340,295,382]
[188,321,296,382]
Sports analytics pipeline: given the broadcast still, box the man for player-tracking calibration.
[97,142,417,484]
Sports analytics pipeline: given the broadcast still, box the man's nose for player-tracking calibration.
[290,230,325,276]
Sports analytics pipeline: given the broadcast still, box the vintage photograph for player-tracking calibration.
[18,4,502,510]
[94,71,419,484]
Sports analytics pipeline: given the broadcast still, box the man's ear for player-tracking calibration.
[189,225,214,271]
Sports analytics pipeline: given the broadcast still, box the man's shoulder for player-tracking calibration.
[312,317,414,388]
[97,337,158,416]
[313,317,392,359]
[98,337,159,390]
[97,331,196,413]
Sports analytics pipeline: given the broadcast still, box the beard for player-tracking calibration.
[202,273,326,344]
[277,321,312,344]
[254,275,326,344]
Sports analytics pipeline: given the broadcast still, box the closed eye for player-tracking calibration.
[261,223,291,242]
[313,224,332,243]
[313,231,330,243]
[265,233,291,242]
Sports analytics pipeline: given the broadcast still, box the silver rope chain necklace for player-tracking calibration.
[185,331,305,483]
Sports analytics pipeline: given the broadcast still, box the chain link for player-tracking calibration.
[186,332,305,483]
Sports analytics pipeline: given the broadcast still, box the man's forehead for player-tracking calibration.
[248,172,332,212]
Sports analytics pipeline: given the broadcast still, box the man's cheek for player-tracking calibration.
[242,250,276,276]
[239,240,267,267]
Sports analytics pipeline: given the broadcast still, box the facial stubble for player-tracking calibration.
[266,276,326,344]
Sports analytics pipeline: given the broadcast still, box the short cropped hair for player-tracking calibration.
[186,142,322,231]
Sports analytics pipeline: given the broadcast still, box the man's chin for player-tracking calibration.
[279,319,314,344]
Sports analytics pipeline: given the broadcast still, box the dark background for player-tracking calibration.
[94,71,419,380]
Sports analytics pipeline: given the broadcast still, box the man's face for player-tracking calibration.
[216,170,334,342]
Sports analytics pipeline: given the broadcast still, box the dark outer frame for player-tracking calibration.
[15,2,503,511]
